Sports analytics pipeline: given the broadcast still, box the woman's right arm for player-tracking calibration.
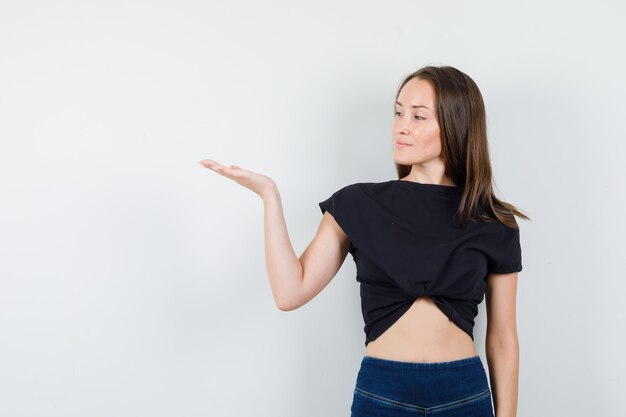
[263,184,350,311]
[199,159,350,311]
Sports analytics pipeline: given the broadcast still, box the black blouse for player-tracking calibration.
[318,180,522,347]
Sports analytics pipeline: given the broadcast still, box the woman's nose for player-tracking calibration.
[397,120,410,134]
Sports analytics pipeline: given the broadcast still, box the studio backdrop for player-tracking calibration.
[1,1,624,416]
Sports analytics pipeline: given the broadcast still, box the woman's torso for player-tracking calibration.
[364,295,477,363]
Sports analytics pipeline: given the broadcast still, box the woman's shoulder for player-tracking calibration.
[342,180,396,192]
[325,179,466,209]
[329,181,401,205]
[326,180,394,195]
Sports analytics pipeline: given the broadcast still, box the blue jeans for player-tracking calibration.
[351,355,494,417]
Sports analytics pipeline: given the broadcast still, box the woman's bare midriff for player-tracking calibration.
[364,296,478,363]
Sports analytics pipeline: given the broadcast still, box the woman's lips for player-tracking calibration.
[395,142,412,148]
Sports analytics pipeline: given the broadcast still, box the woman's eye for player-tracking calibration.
[394,111,424,120]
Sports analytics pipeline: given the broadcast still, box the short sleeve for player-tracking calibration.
[486,225,523,274]
[318,184,358,244]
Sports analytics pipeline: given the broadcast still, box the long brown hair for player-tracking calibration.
[394,65,530,229]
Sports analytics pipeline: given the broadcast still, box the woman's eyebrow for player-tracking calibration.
[395,101,431,110]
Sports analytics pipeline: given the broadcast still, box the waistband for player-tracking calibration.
[361,354,482,370]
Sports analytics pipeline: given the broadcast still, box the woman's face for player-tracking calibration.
[392,77,443,166]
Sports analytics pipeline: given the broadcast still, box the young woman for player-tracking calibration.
[199,65,528,417]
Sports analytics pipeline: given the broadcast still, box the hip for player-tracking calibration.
[351,355,494,417]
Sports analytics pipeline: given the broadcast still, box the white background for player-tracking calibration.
[1,1,624,416]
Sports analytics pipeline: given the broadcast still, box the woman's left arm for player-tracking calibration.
[485,272,520,417]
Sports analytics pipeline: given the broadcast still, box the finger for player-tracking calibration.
[199,160,241,179]
[200,159,223,167]
[213,165,232,176]
[199,159,224,172]
[220,166,245,179]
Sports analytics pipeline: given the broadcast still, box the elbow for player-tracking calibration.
[275,296,299,312]
[275,299,292,312]
[272,271,305,312]
[273,276,304,312]
[486,331,519,353]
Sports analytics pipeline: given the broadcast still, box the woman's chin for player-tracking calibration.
[393,156,416,165]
